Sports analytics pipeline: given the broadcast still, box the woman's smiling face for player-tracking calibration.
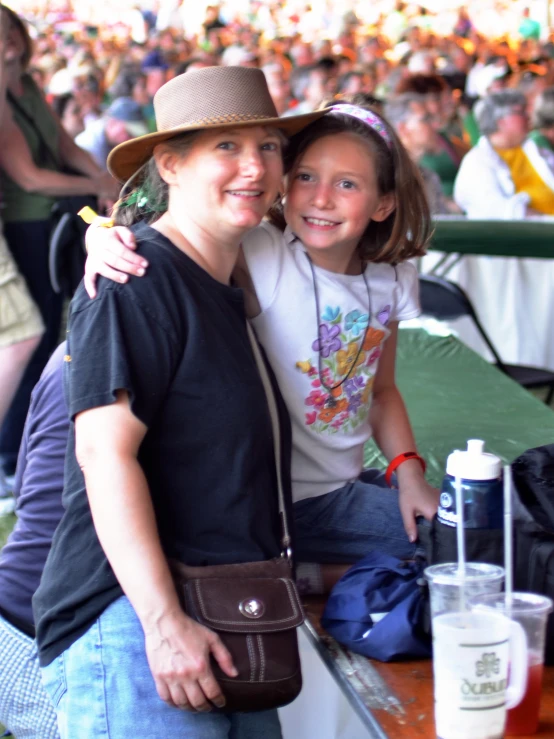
[284,132,394,265]
[160,126,284,238]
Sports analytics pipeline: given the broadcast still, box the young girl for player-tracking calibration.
[86,100,439,588]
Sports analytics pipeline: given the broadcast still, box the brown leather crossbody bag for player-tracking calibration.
[170,324,304,713]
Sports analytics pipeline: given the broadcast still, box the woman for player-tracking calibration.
[32,66,322,739]
[0,5,117,480]
[454,90,554,218]
[0,10,43,499]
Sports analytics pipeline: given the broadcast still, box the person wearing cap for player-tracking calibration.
[75,97,150,170]
[141,49,170,99]
[33,66,323,739]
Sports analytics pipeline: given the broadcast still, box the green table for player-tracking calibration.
[427,217,554,260]
[364,328,554,486]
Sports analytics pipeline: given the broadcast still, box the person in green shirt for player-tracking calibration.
[519,8,541,41]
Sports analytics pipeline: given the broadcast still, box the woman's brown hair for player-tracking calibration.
[113,132,200,227]
[1,6,34,72]
[268,98,431,264]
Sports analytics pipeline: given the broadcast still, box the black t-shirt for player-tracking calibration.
[33,222,288,667]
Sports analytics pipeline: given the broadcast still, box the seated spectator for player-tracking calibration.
[288,62,330,115]
[0,343,66,738]
[395,73,468,196]
[72,72,103,127]
[385,94,461,214]
[454,90,554,218]
[108,64,155,132]
[261,62,291,115]
[530,86,554,151]
[75,97,149,170]
[50,92,84,138]
[141,49,169,99]
[337,70,366,96]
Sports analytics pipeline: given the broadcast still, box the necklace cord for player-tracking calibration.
[306,254,372,399]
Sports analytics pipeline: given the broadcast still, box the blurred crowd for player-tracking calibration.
[1,0,554,494]
[6,0,554,216]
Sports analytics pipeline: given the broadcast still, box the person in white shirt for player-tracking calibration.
[85,100,439,590]
[454,90,554,219]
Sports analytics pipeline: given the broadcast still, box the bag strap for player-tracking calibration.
[246,322,292,560]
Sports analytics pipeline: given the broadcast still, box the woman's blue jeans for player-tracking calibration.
[40,596,282,739]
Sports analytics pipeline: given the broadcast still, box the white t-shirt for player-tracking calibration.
[242,222,421,503]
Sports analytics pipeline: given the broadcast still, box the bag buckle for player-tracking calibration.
[239,598,266,619]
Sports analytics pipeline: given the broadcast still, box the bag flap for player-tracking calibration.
[185,577,304,633]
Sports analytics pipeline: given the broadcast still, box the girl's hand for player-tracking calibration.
[397,471,439,543]
[84,222,148,298]
[144,609,238,711]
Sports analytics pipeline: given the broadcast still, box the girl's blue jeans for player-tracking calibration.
[293,468,417,563]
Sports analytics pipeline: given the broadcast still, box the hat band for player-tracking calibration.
[160,111,278,131]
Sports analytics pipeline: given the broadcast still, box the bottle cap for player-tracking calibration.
[446,439,502,481]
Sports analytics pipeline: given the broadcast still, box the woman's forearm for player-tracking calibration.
[81,447,182,628]
[13,167,100,197]
[0,116,101,197]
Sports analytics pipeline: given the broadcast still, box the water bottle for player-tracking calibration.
[437,439,503,529]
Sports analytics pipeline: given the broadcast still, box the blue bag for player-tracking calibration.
[320,552,431,662]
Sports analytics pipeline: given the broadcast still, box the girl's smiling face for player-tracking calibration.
[284,132,395,271]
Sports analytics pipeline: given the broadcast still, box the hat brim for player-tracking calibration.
[107,110,328,183]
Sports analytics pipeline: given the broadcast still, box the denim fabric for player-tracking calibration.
[40,596,282,739]
[293,468,416,563]
[0,613,59,739]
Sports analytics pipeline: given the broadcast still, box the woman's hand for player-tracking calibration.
[84,222,148,298]
[144,608,238,711]
[397,462,439,543]
[92,172,121,203]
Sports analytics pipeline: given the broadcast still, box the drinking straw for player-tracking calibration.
[455,475,466,610]
[455,474,466,576]
[504,465,513,615]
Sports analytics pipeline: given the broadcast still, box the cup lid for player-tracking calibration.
[424,562,505,584]
[470,592,554,616]
[446,439,502,480]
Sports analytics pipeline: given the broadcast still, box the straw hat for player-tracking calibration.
[108,66,326,182]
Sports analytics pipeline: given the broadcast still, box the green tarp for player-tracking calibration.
[364,328,554,487]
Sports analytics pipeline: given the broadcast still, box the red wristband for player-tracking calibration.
[385,452,426,487]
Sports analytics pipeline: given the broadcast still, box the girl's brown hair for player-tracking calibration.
[268,98,431,264]
[113,132,200,227]
[1,6,34,71]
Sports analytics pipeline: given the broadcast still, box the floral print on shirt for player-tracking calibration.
[297,305,389,434]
